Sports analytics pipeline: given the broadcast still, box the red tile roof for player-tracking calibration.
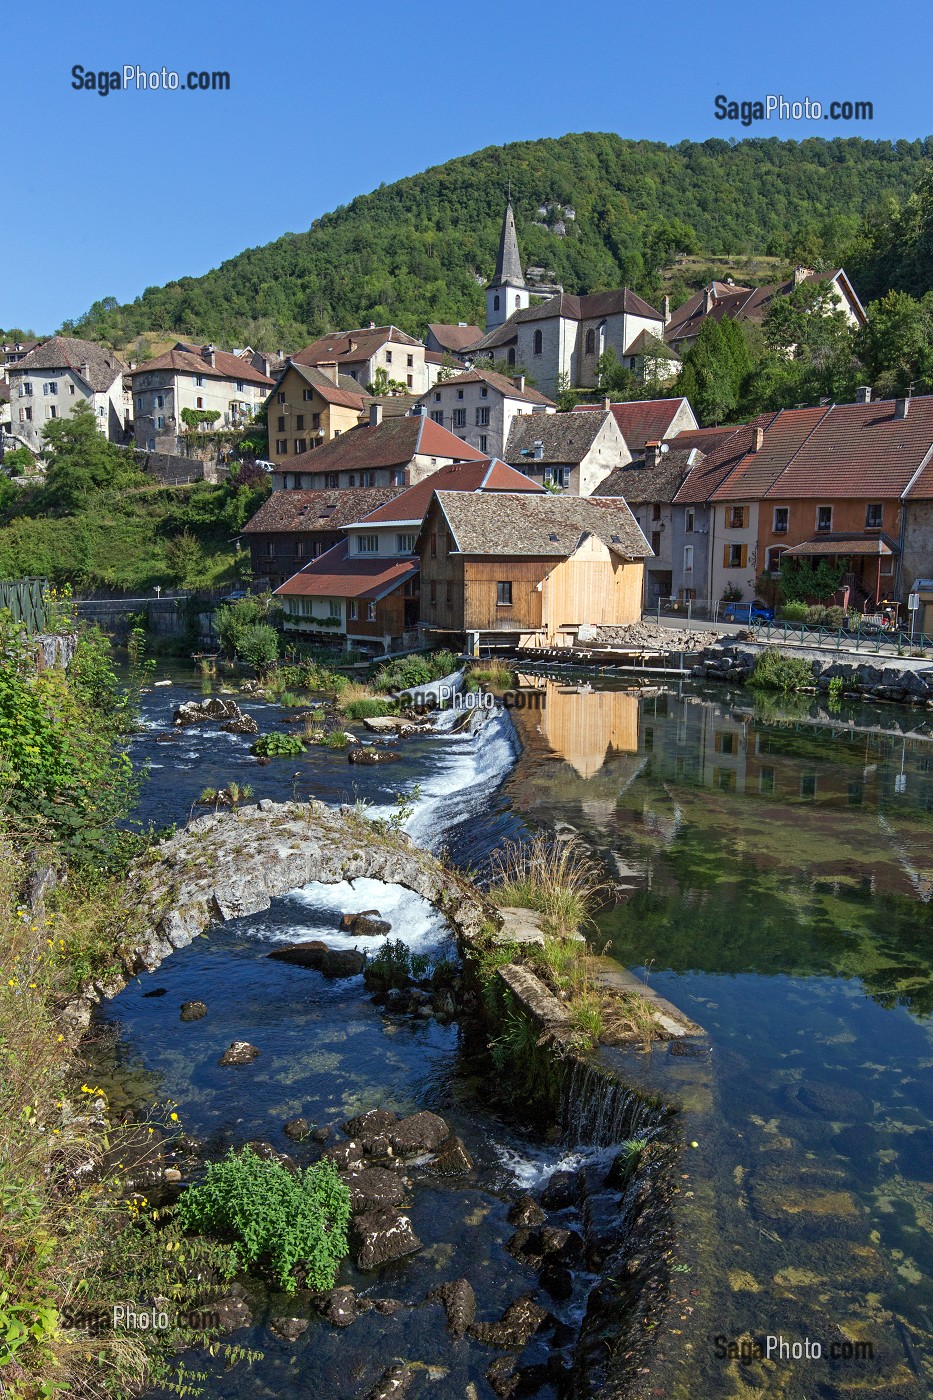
[291,325,422,368]
[279,361,372,409]
[275,539,417,600]
[708,408,829,502]
[128,344,273,386]
[761,397,933,500]
[275,414,487,474]
[242,486,405,535]
[427,323,483,353]
[671,424,757,505]
[573,397,694,450]
[358,457,543,526]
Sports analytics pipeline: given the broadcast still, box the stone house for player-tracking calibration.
[418,368,555,459]
[571,396,698,453]
[598,442,707,603]
[242,485,405,590]
[503,409,628,495]
[128,343,273,454]
[665,268,866,353]
[290,325,434,395]
[7,336,128,451]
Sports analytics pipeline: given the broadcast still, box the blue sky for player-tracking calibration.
[5,0,931,332]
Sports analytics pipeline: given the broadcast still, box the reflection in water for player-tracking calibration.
[513,674,639,777]
[506,681,933,1396]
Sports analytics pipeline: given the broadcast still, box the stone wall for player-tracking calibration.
[693,641,933,706]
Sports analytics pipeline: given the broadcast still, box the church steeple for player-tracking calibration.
[487,197,530,331]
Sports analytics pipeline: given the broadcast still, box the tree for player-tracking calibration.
[677,319,747,424]
[856,289,933,396]
[164,530,205,587]
[40,401,139,512]
[595,347,634,396]
[366,366,407,396]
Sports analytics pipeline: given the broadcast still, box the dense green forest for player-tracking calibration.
[63,133,933,348]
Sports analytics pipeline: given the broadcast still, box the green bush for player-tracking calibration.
[251,732,306,757]
[748,647,814,693]
[824,606,846,629]
[367,938,434,990]
[805,605,828,625]
[779,601,809,622]
[341,697,396,721]
[175,1147,351,1292]
[237,623,279,675]
[372,649,460,692]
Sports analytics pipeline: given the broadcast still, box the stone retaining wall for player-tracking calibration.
[694,641,933,706]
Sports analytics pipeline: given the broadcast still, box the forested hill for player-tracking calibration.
[65,132,933,348]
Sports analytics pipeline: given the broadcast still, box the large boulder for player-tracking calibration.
[427,1278,476,1339]
[341,1166,407,1213]
[349,1208,421,1270]
[173,697,244,728]
[342,1108,398,1151]
[468,1293,549,1349]
[222,714,259,735]
[313,1285,359,1328]
[343,913,392,937]
[267,940,329,969]
[179,1000,207,1022]
[388,1111,450,1157]
[320,949,366,978]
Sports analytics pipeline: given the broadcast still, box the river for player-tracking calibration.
[91,664,933,1399]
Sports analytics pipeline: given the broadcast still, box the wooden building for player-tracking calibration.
[417,490,651,649]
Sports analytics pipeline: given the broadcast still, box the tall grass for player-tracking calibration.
[488,834,608,938]
[468,661,513,689]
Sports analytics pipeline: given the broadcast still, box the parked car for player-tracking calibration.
[219,589,249,604]
[722,600,775,624]
[254,459,274,473]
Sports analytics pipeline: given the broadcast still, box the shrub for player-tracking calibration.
[322,729,348,749]
[373,649,460,692]
[747,647,813,693]
[250,732,306,757]
[805,605,828,626]
[468,662,512,689]
[824,606,846,629]
[237,623,279,675]
[367,938,432,990]
[779,601,809,622]
[175,1147,351,1292]
[341,697,396,721]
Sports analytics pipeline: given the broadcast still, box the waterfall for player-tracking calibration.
[401,703,521,850]
[560,1058,666,1147]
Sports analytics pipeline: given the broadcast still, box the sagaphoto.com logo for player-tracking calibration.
[714,94,873,127]
[71,65,230,96]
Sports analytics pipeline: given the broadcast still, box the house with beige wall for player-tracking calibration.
[290,325,433,395]
[503,409,627,494]
[7,336,128,452]
[128,342,272,454]
[267,361,372,463]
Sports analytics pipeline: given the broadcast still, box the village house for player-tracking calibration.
[271,407,487,492]
[275,457,540,653]
[417,489,651,650]
[503,408,627,494]
[465,202,666,398]
[7,336,128,451]
[664,267,866,353]
[290,325,434,395]
[2,340,40,377]
[598,441,708,604]
[266,361,372,463]
[242,485,405,589]
[571,396,698,454]
[425,323,483,361]
[418,368,555,458]
[128,342,273,454]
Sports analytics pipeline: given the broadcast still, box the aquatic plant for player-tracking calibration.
[467,661,513,690]
[371,650,460,693]
[176,1147,351,1292]
[341,696,397,721]
[250,732,306,757]
[568,989,604,1050]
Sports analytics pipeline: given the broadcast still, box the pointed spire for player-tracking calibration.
[493,198,525,288]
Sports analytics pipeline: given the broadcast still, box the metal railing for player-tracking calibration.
[753,619,933,657]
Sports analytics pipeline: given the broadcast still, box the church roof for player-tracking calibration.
[493,201,525,289]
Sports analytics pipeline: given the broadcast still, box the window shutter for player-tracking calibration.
[740,545,748,568]
[723,544,730,568]
[743,507,750,528]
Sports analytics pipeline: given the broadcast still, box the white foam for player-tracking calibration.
[245,878,452,956]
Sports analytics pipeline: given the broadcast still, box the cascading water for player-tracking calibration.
[560,1057,669,1148]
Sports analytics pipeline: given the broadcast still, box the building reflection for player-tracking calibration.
[513,675,638,778]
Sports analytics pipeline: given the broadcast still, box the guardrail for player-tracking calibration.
[752,619,933,656]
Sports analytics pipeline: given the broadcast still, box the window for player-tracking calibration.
[544,467,569,488]
[683,545,694,573]
[431,410,444,424]
[348,601,359,620]
[515,294,521,308]
[392,470,405,486]
[47,405,57,419]
[865,502,883,529]
[728,505,748,528]
[476,407,490,426]
[585,329,596,355]
[136,396,143,412]
[652,502,662,521]
[497,580,513,606]
[277,392,286,404]
[194,374,205,387]
[816,505,832,533]
[453,409,466,428]
[479,435,488,453]
[275,438,288,454]
[651,531,661,554]
[446,581,453,605]
[295,414,305,430]
[434,391,441,402]
[800,773,817,798]
[356,535,378,553]
[715,731,735,754]
[385,351,392,365]
[294,439,307,454]
[328,599,341,619]
[773,506,789,533]
[22,407,32,422]
[685,509,695,532]
[311,412,321,429]
[303,388,313,401]
[155,393,164,409]
[456,389,464,399]
[295,540,305,557]
[407,354,414,368]
[266,541,275,557]
[277,416,286,432]
[21,382,32,396]
[367,601,376,621]
[430,533,437,558]
[68,382,75,396]
[396,533,417,553]
[848,781,864,806]
[196,396,204,409]
[43,381,57,396]
[480,386,488,399]
[715,768,737,791]
[430,580,437,604]
[325,473,338,488]
[360,471,374,487]
[507,348,516,366]
[723,543,747,568]
[533,330,543,356]
[235,380,244,393]
[493,294,500,312]
[156,414,165,429]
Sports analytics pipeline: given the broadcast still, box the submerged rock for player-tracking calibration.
[347,747,401,765]
[179,1000,207,1022]
[349,1208,421,1270]
[218,1041,259,1065]
[313,1285,358,1328]
[283,1116,311,1141]
[269,1315,308,1342]
[427,1135,474,1175]
[267,940,329,969]
[427,1278,476,1339]
[214,1293,253,1331]
[366,1365,415,1400]
[507,1195,546,1228]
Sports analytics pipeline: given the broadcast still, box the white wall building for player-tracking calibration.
[6,337,128,452]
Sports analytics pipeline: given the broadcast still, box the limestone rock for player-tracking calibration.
[345,914,392,937]
[173,697,244,728]
[218,1041,259,1065]
[341,1166,407,1213]
[222,714,259,735]
[214,1294,252,1331]
[468,1292,549,1348]
[267,940,329,969]
[426,1135,474,1175]
[366,1366,415,1400]
[348,747,401,765]
[427,1278,476,1339]
[179,1000,207,1022]
[350,1208,421,1270]
[320,949,366,978]
[313,1285,358,1327]
[388,1110,450,1157]
[342,1108,398,1148]
[507,1195,545,1228]
[283,1117,311,1141]
[269,1315,308,1342]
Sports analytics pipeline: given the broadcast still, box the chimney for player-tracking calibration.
[369,402,383,428]
[645,441,661,469]
[792,265,811,287]
[205,344,216,368]
[368,322,376,330]
[703,285,714,313]
[602,396,611,411]
[320,361,340,384]
[895,397,910,420]
[661,294,671,326]
[855,385,872,404]
[512,374,525,393]
[751,427,764,452]
[80,361,90,380]
[533,440,544,461]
